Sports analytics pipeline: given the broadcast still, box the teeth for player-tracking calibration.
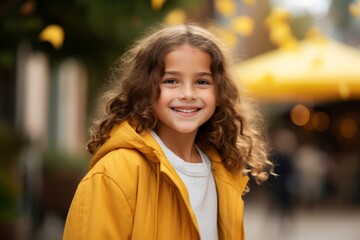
[173,108,198,113]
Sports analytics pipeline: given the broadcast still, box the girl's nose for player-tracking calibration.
[179,82,197,100]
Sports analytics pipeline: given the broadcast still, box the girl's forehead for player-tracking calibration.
[164,45,211,65]
[166,44,211,59]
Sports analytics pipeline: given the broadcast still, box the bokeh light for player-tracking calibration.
[312,111,330,132]
[339,117,358,139]
[290,104,311,126]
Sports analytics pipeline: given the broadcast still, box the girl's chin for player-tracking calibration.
[169,126,199,135]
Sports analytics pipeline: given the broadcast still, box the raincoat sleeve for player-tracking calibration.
[63,173,133,240]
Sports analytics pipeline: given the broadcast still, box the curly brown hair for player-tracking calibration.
[87,23,273,183]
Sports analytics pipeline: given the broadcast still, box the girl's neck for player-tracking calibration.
[154,127,201,163]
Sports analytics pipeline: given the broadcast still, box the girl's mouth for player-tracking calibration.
[171,108,200,113]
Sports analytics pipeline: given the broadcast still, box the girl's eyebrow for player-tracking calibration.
[164,71,213,77]
[197,72,213,77]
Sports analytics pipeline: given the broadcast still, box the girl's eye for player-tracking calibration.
[196,79,211,85]
[162,79,178,84]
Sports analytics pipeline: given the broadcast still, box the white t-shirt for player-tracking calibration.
[150,131,218,240]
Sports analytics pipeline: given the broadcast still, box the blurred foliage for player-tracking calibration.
[0,0,202,221]
[0,119,26,221]
[42,147,88,172]
[0,0,203,99]
[0,181,17,221]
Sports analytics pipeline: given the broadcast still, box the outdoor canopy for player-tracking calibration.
[235,36,360,103]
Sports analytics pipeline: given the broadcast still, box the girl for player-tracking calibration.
[63,23,273,240]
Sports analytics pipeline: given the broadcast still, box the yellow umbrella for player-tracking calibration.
[236,37,360,102]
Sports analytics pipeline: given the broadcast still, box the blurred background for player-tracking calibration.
[1,0,360,239]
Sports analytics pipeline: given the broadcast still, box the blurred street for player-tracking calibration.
[245,189,360,240]
[1,0,360,239]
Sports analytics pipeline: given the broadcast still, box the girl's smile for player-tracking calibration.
[172,107,200,114]
[153,44,217,139]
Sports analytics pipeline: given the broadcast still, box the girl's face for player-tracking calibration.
[153,44,217,137]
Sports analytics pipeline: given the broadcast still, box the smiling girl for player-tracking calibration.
[63,24,273,240]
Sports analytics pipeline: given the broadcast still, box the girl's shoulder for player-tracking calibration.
[83,148,153,188]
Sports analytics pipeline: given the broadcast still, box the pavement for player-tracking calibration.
[244,194,360,240]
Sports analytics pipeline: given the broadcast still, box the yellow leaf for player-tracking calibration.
[269,23,292,43]
[151,0,166,10]
[216,27,238,48]
[39,24,64,49]
[268,23,298,49]
[265,8,290,28]
[265,8,298,48]
[231,16,254,37]
[163,8,186,25]
[215,0,236,17]
[349,2,360,17]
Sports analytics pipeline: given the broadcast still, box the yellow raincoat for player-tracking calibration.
[63,121,249,239]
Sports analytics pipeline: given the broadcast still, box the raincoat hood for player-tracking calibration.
[89,121,162,168]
